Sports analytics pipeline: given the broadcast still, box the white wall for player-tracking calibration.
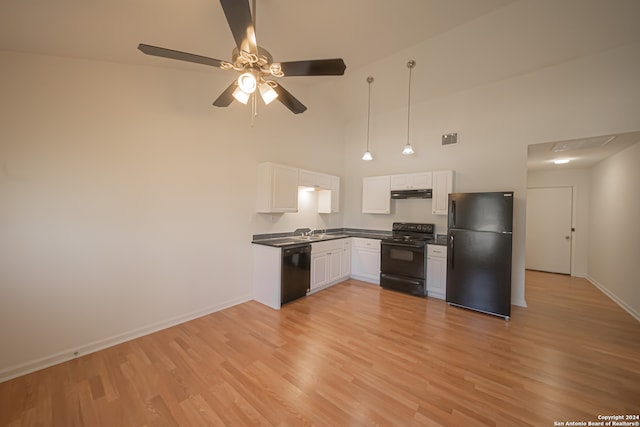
[0,51,345,380]
[2,27,639,382]
[527,168,591,277]
[587,142,640,320]
[340,41,640,310]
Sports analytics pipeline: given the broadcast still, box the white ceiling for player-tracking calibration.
[1,0,639,168]
[527,132,640,171]
[0,0,516,73]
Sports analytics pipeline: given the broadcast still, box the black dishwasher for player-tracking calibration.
[281,244,311,305]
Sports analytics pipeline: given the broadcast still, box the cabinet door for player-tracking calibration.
[390,172,432,190]
[298,169,318,188]
[362,176,391,214]
[354,250,381,282]
[390,174,410,190]
[410,172,433,190]
[257,162,299,213]
[432,170,453,215]
[427,256,447,299]
[299,169,331,190]
[328,251,342,283]
[331,175,340,213]
[311,253,328,290]
[341,243,352,279]
[351,238,381,284]
[272,165,300,211]
[317,175,340,214]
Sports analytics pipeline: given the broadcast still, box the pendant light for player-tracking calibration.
[402,60,416,155]
[362,76,374,161]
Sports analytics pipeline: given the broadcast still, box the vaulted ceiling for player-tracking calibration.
[2,0,639,167]
[2,0,638,82]
[0,0,516,72]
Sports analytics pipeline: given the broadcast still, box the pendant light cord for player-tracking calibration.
[406,60,415,146]
[366,76,373,151]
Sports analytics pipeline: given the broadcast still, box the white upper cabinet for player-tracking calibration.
[362,176,391,214]
[298,169,332,190]
[431,170,454,215]
[256,162,299,213]
[318,175,340,214]
[390,172,433,190]
[330,175,340,213]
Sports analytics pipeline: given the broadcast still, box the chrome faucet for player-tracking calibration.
[294,227,312,237]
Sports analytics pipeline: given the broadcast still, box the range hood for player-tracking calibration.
[391,189,432,199]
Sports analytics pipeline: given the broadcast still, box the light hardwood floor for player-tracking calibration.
[1,270,639,426]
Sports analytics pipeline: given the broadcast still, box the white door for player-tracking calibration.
[526,187,573,274]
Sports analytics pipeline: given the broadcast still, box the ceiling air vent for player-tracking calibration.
[442,133,458,146]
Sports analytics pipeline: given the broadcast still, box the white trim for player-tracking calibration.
[350,273,380,285]
[511,297,527,308]
[0,295,251,383]
[586,275,640,323]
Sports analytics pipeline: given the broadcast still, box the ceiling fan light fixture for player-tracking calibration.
[137,0,346,117]
[232,86,251,104]
[259,82,278,104]
[237,71,257,93]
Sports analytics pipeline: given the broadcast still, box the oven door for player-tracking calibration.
[380,241,427,279]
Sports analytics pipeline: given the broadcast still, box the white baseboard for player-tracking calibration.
[586,275,640,323]
[0,295,252,383]
[350,274,380,285]
[511,297,528,308]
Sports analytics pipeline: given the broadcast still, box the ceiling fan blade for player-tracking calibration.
[279,59,347,77]
[138,44,224,68]
[219,0,258,55]
[272,84,307,114]
[212,81,237,107]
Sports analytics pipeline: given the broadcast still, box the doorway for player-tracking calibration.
[525,187,573,274]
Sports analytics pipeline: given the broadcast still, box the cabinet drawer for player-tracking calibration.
[352,237,380,251]
[312,239,344,253]
[427,245,447,257]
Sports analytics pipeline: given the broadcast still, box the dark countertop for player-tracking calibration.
[252,228,447,248]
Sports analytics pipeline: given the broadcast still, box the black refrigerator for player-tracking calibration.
[446,192,513,319]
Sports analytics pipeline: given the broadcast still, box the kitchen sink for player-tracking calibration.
[292,235,325,241]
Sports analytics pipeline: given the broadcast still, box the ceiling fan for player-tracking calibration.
[138,0,346,115]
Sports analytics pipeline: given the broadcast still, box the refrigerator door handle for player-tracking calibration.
[451,200,456,229]
[449,233,454,270]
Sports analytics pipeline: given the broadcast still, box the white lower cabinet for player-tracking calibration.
[341,238,352,278]
[311,252,329,290]
[351,238,381,284]
[310,239,350,293]
[426,244,447,299]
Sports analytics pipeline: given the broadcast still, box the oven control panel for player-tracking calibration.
[392,222,434,234]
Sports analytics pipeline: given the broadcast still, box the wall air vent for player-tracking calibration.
[442,133,458,145]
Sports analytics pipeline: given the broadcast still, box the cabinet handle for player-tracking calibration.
[451,200,456,228]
